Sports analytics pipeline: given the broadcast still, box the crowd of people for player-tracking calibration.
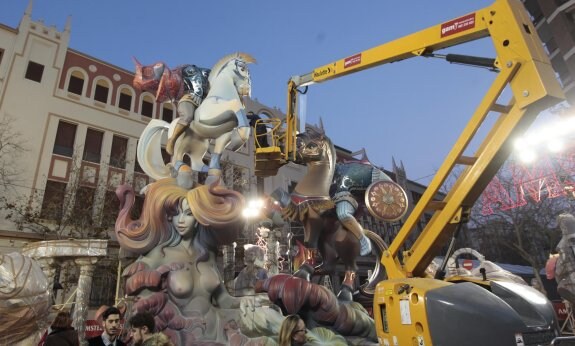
[39,307,308,345]
[40,307,176,346]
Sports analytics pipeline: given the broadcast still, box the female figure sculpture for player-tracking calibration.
[115,178,379,344]
[115,178,252,345]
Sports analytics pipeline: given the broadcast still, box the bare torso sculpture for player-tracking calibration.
[115,179,276,345]
[115,178,378,345]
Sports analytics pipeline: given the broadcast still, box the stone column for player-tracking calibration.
[72,257,98,345]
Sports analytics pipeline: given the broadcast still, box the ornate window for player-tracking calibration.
[118,88,133,111]
[94,79,110,103]
[83,128,103,163]
[141,95,154,117]
[40,181,67,220]
[68,71,85,95]
[162,104,174,123]
[110,135,128,169]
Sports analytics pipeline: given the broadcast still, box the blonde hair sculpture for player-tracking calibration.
[115,179,245,256]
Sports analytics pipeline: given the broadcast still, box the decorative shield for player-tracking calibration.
[364,180,408,222]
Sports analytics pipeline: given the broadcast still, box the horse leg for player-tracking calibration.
[293,210,323,281]
[334,227,360,301]
[167,128,209,189]
[196,99,250,152]
[171,127,208,172]
[315,226,338,275]
[203,132,233,185]
[315,245,337,275]
[334,227,360,270]
[227,108,251,151]
[337,270,357,301]
[303,209,323,247]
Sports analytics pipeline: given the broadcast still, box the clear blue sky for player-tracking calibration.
[3,0,559,184]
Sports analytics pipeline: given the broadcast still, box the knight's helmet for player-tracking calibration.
[181,64,211,98]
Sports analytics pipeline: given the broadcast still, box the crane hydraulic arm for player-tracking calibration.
[283,0,561,161]
[258,0,568,344]
[277,0,564,280]
[253,0,570,344]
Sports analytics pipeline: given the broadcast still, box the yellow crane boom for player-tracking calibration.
[254,0,568,344]
[257,0,563,277]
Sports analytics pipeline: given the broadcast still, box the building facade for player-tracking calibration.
[523,0,575,104]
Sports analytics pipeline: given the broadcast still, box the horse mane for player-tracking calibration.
[324,134,336,176]
[209,52,256,83]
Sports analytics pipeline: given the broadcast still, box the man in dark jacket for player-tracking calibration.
[129,311,173,346]
[87,306,126,346]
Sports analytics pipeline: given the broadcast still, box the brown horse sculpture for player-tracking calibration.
[279,127,393,301]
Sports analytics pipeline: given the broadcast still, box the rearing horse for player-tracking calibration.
[137,53,255,182]
[282,127,390,301]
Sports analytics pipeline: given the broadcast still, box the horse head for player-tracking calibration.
[295,127,331,164]
[209,52,256,100]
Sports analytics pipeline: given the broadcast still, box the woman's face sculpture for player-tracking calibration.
[173,199,196,237]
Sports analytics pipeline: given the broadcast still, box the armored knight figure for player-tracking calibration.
[166,64,211,155]
[331,161,395,255]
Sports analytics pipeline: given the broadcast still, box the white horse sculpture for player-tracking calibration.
[137,53,255,182]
